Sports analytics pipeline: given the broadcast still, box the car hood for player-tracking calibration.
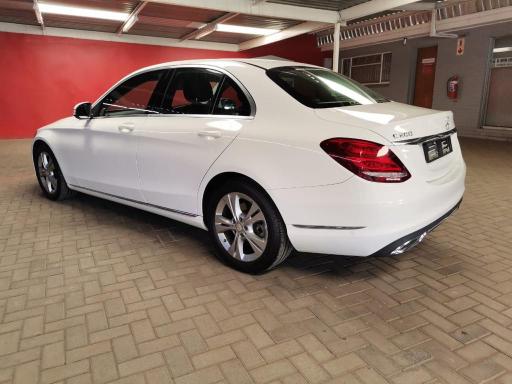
[314,101,455,143]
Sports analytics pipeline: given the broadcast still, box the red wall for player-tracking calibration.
[0,31,322,139]
[244,33,323,66]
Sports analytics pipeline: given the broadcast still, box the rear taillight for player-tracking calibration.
[320,138,410,183]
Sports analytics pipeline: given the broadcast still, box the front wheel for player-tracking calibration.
[206,180,292,274]
[33,144,74,201]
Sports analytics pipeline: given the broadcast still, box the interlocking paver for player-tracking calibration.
[42,341,65,368]
[164,345,194,377]
[0,138,511,383]
[250,359,297,383]
[323,353,367,376]
[0,330,20,356]
[91,352,118,383]
[40,360,89,384]
[459,359,506,383]
[191,345,235,369]
[67,341,112,363]
[220,359,253,384]
[118,352,165,377]
[112,335,138,363]
[179,329,207,355]
[13,360,39,384]
[290,352,330,384]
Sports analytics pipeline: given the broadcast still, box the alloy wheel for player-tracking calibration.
[37,152,58,194]
[214,192,268,262]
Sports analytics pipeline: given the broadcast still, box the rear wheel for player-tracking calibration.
[33,144,74,201]
[206,179,292,274]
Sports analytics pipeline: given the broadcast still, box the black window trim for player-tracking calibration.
[89,64,256,120]
[91,68,171,119]
[210,75,252,117]
[158,67,224,117]
[153,65,256,118]
[210,75,227,115]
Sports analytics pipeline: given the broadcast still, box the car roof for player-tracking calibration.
[134,58,321,74]
[206,58,320,70]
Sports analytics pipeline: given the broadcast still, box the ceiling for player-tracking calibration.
[267,0,371,11]
[0,0,309,43]
[0,0,422,50]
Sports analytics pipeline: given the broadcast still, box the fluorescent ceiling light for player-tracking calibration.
[216,24,279,36]
[38,2,129,21]
[122,15,138,32]
[493,47,512,53]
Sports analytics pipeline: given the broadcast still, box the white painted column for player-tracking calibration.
[332,22,341,72]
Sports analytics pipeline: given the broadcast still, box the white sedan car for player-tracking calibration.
[33,59,465,273]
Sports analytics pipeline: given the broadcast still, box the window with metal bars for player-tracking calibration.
[341,52,392,85]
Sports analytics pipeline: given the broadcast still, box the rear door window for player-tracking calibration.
[162,68,223,115]
[213,77,251,116]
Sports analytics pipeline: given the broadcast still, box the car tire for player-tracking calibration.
[33,143,74,201]
[206,179,292,274]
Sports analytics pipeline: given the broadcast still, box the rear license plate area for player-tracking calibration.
[422,136,453,163]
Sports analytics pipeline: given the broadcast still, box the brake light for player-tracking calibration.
[320,138,410,183]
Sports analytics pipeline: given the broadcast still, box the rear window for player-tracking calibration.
[267,66,389,108]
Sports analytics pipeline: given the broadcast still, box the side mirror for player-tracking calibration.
[73,102,92,119]
[218,98,236,113]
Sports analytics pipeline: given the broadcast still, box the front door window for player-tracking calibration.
[94,70,167,117]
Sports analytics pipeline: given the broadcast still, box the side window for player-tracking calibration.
[163,68,223,115]
[213,77,251,116]
[95,70,166,117]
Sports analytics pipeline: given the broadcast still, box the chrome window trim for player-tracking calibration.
[91,64,256,119]
[86,114,150,120]
[393,128,457,145]
[102,103,160,115]
[147,114,254,120]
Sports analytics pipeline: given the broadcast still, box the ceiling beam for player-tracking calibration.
[239,21,328,50]
[391,2,436,11]
[339,0,422,21]
[137,16,206,29]
[180,12,239,41]
[147,0,340,23]
[32,0,44,31]
[0,22,239,51]
[320,5,512,50]
[118,1,148,34]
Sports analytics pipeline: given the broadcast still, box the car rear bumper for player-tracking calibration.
[272,157,466,256]
[370,198,462,257]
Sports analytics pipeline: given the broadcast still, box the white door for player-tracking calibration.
[66,69,168,201]
[137,67,254,215]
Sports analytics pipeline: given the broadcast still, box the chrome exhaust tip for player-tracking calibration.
[391,231,428,255]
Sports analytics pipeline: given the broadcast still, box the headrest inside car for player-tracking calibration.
[182,74,213,103]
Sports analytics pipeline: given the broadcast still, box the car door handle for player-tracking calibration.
[198,130,222,139]
[118,123,134,133]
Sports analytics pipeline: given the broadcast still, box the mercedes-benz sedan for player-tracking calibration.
[33,59,465,273]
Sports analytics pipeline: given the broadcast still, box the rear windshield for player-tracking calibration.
[267,66,389,108]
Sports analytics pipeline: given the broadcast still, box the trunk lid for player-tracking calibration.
[314,101,455,143]
[315,102,463,183]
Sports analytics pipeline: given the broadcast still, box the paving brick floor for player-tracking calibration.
[0,138,511,384]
